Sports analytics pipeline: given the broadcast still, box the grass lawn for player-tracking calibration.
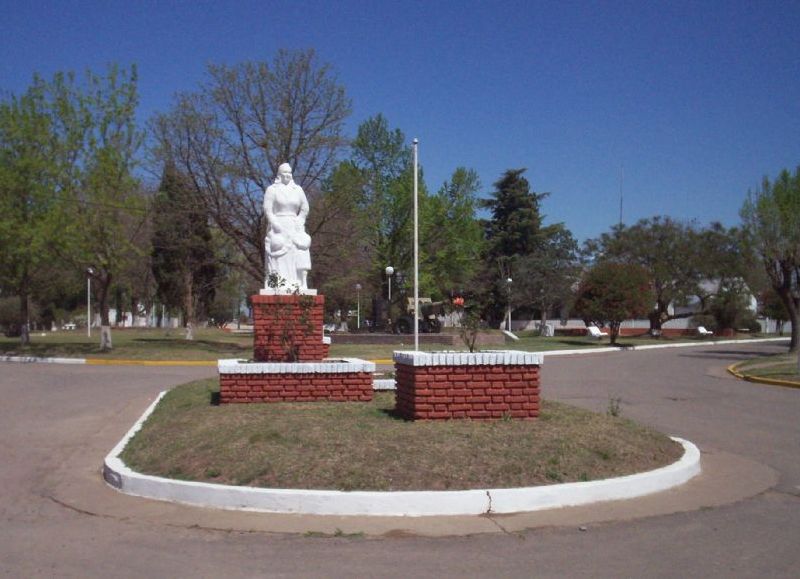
[0,328,252,361]
[120,379,683,492]
[734,352,800,384]
[0,327,768,362]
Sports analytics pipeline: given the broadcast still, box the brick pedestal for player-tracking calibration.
[394,351,542,420]
[218,359,375,403]
[252,294,329,362]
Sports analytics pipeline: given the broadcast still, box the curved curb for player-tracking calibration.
[104,392,701,517]
[727,361,800,389]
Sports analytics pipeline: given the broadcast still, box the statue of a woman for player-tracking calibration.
[263,163,312,291]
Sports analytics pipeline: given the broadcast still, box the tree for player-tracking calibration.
[0,66,144,349]
[151,49,352,286]
[0,80,60,344]
[350,114,416,292]
[151,164,217,339]
[573,262,653,344]
[585,217,747,335]
[52,66,145,350]
[741,166,800,352]
[762,288,790,334]
[513,224,580,333]
[420,167,484,300]
[480,169,550,326]
[307,160,374,315]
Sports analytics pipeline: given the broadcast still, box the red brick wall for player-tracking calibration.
[220,372,373,403]
[395,363,540,420]
[252,294,329,361]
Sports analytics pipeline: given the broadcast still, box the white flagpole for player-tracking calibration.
[413,138,420,352]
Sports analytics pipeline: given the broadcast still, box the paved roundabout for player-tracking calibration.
[1,341,798,577]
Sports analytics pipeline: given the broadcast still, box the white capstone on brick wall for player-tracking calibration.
[217,358,375,374]
[393,350,543,367]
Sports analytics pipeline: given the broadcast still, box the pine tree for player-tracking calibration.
[151,164,216,339]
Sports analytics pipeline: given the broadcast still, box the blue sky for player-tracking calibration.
[2,0,799,241]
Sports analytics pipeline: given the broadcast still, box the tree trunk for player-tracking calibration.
[19,290,30,346]
[609,321,621,345]
[183,270,195,341]
[98,273,113,351]
[775,287,798,352]
[539,306,548,336]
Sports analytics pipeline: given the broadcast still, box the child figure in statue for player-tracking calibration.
[263,163,312,290]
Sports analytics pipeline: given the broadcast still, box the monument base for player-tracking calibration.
[218,359,375,404]
[393,351,542,420]
[252,293,328,362]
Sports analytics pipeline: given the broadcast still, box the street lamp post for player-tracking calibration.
[86,267,95,338]
[506,277,513,332]
[355,283,362,330]
[385,266,394,304]
[385,266,394,333]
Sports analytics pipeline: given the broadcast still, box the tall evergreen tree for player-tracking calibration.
[480,169,550,325]
[151,164,217,339]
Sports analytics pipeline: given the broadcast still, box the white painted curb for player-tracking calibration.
[1,355,87,364]
[540,336,789,357]
[104,392,701,517]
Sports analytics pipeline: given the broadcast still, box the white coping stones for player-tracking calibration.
[373,379,397,391]
[258,288,318,296]
[217,357,375,374]
[103,393,701,517]
[393,350,543,367]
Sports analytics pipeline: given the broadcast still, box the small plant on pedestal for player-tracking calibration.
[263,273,316,362]
[451,296,484,353]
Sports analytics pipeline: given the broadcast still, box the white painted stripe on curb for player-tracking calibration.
[540,337,789,358]
[1,355,87,364]
[104,392,701,517]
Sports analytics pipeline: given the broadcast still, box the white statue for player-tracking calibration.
[263,163,313,292]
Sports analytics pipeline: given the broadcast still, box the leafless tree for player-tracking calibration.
[150,49,352,284]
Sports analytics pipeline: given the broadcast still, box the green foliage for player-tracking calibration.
[151,164,217,326]
[421,167,485,300]
[483,169,548,259]
[480,168,571,326]
[0,65,144,347]
[573,262,653,344]
[0,80,63,343]
[741,166,800,351]
[513,224,580,331]
[707,280,755,331]
[449,297,484,352]
[350,115,416,287]
[585,217,748,333]
[323,114,483,318]
[46,65,145,349]
[761,287,790,322]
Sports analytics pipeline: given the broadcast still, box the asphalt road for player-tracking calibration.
[1,341,798,578]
